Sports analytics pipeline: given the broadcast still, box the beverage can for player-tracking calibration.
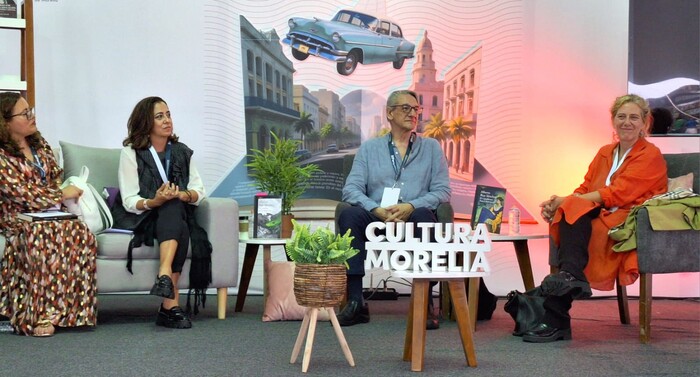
[509,206,520,234]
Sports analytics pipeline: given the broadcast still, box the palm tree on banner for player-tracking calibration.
[423,112,449,147]
[320,123,336,145]
[292,112,315,149]
[306,131,321,152]
[447,115,474,173]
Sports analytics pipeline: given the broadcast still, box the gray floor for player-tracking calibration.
[0,294,698,377]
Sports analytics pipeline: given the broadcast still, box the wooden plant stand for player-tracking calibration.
[290,306,355,373]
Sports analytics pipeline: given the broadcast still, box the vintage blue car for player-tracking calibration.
[282,9,415,76]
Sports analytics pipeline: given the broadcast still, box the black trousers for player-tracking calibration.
[154,200,190,273]
[543,207,601,328]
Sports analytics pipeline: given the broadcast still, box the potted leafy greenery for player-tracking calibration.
[286,219,359,307]
[246,132,321,237]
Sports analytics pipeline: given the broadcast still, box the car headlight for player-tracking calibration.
[332,32,341,43]
[288,19,296,28]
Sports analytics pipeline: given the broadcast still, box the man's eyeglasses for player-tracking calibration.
[9,107,35,120]
[389,104,423,115]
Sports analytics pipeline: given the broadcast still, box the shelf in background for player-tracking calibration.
[0,79,27,91]
[0,18,25,29]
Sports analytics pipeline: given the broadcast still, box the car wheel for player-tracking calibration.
[393,57,405,69]
[291,48,309,61]
[337,50,359,76]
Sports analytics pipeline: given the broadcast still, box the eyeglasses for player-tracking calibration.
[390,104,423,115]
[9,107,35,120]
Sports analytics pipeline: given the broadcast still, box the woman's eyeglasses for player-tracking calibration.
[9,107,35,120]
[389,104,423,115]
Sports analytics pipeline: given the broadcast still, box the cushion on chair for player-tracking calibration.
[664,153,700,193]
[59,141,121,192]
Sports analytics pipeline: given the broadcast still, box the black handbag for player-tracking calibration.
[503,287,546,336]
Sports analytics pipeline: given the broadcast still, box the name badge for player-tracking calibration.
[380,187,401,207]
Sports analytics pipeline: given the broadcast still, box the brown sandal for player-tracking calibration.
[32,320,55,337]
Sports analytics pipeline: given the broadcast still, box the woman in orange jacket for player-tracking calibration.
[525,94,668,343]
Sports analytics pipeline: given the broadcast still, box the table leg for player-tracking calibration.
[235,243,259,312]
[513,240,535,291]
[403,283,416,361]
[467,277,479,331]
[410,280,429,372]
[263,245,271,307]
[448,279,478,367]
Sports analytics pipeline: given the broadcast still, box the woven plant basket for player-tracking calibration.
[294,263,347,308]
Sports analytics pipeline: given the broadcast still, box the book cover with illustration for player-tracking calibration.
[253,195,282,239]
[470,185,506,233]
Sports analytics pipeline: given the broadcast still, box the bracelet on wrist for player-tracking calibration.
[143,199,151,210]
[185,190,193,203]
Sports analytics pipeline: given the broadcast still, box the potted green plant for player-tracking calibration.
[246,132,321,237]
[286,219,359,308]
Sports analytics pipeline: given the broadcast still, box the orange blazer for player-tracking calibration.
[550,138,667,290]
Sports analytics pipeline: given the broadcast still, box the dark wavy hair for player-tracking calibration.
[123,96,178,149]
[0,92,42,157]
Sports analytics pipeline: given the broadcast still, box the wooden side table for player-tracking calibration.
[394,271,483,372]
[235,238,289,312]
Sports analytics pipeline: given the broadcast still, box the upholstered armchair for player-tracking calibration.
[631,152,700,343]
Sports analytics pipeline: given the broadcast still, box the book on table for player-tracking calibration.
[18,211,78,222]
[470,185,507,234]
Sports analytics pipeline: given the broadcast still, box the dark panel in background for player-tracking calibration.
[629,0,699,134]
[629,0,699,84]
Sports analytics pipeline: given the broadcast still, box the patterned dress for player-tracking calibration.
[0,137,97,335]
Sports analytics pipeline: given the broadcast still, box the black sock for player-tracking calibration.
[347,276,363,303]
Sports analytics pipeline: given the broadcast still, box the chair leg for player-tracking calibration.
[616,278,630,324]
[217,287,227,319]
[639,273,652,344]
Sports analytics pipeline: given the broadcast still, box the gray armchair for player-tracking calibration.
[632,152,700,343]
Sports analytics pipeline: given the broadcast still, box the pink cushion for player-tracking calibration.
[668,172,694,192]
[262,261,330,322]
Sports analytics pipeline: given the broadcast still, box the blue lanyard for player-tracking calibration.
[30,147,46,184]
[388,133,415,184]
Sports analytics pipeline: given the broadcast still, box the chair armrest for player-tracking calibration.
[636,207,700,274]
[195,197,239,288]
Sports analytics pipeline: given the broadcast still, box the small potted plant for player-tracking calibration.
[246,132,321,237]
[286,219,359,308]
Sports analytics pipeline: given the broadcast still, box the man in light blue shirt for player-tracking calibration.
[337,89,451,327]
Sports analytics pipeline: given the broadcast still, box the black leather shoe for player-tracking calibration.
[156,305,192,329]
[522,323,571,343]
[150,275,175,299]
[337,300,369,326]
[541,271,592,299]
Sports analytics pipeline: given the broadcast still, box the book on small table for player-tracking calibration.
[470,185,506,233]
[18,211,78,222]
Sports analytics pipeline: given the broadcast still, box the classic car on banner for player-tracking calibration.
[282,9,416,76]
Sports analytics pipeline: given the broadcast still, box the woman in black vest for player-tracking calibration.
[116,96,210,329]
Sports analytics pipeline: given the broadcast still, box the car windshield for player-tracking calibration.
[333,10,378,29]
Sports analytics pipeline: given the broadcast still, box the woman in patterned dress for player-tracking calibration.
[0,92,97,337]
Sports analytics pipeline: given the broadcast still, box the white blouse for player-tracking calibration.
[117,147,205,214]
